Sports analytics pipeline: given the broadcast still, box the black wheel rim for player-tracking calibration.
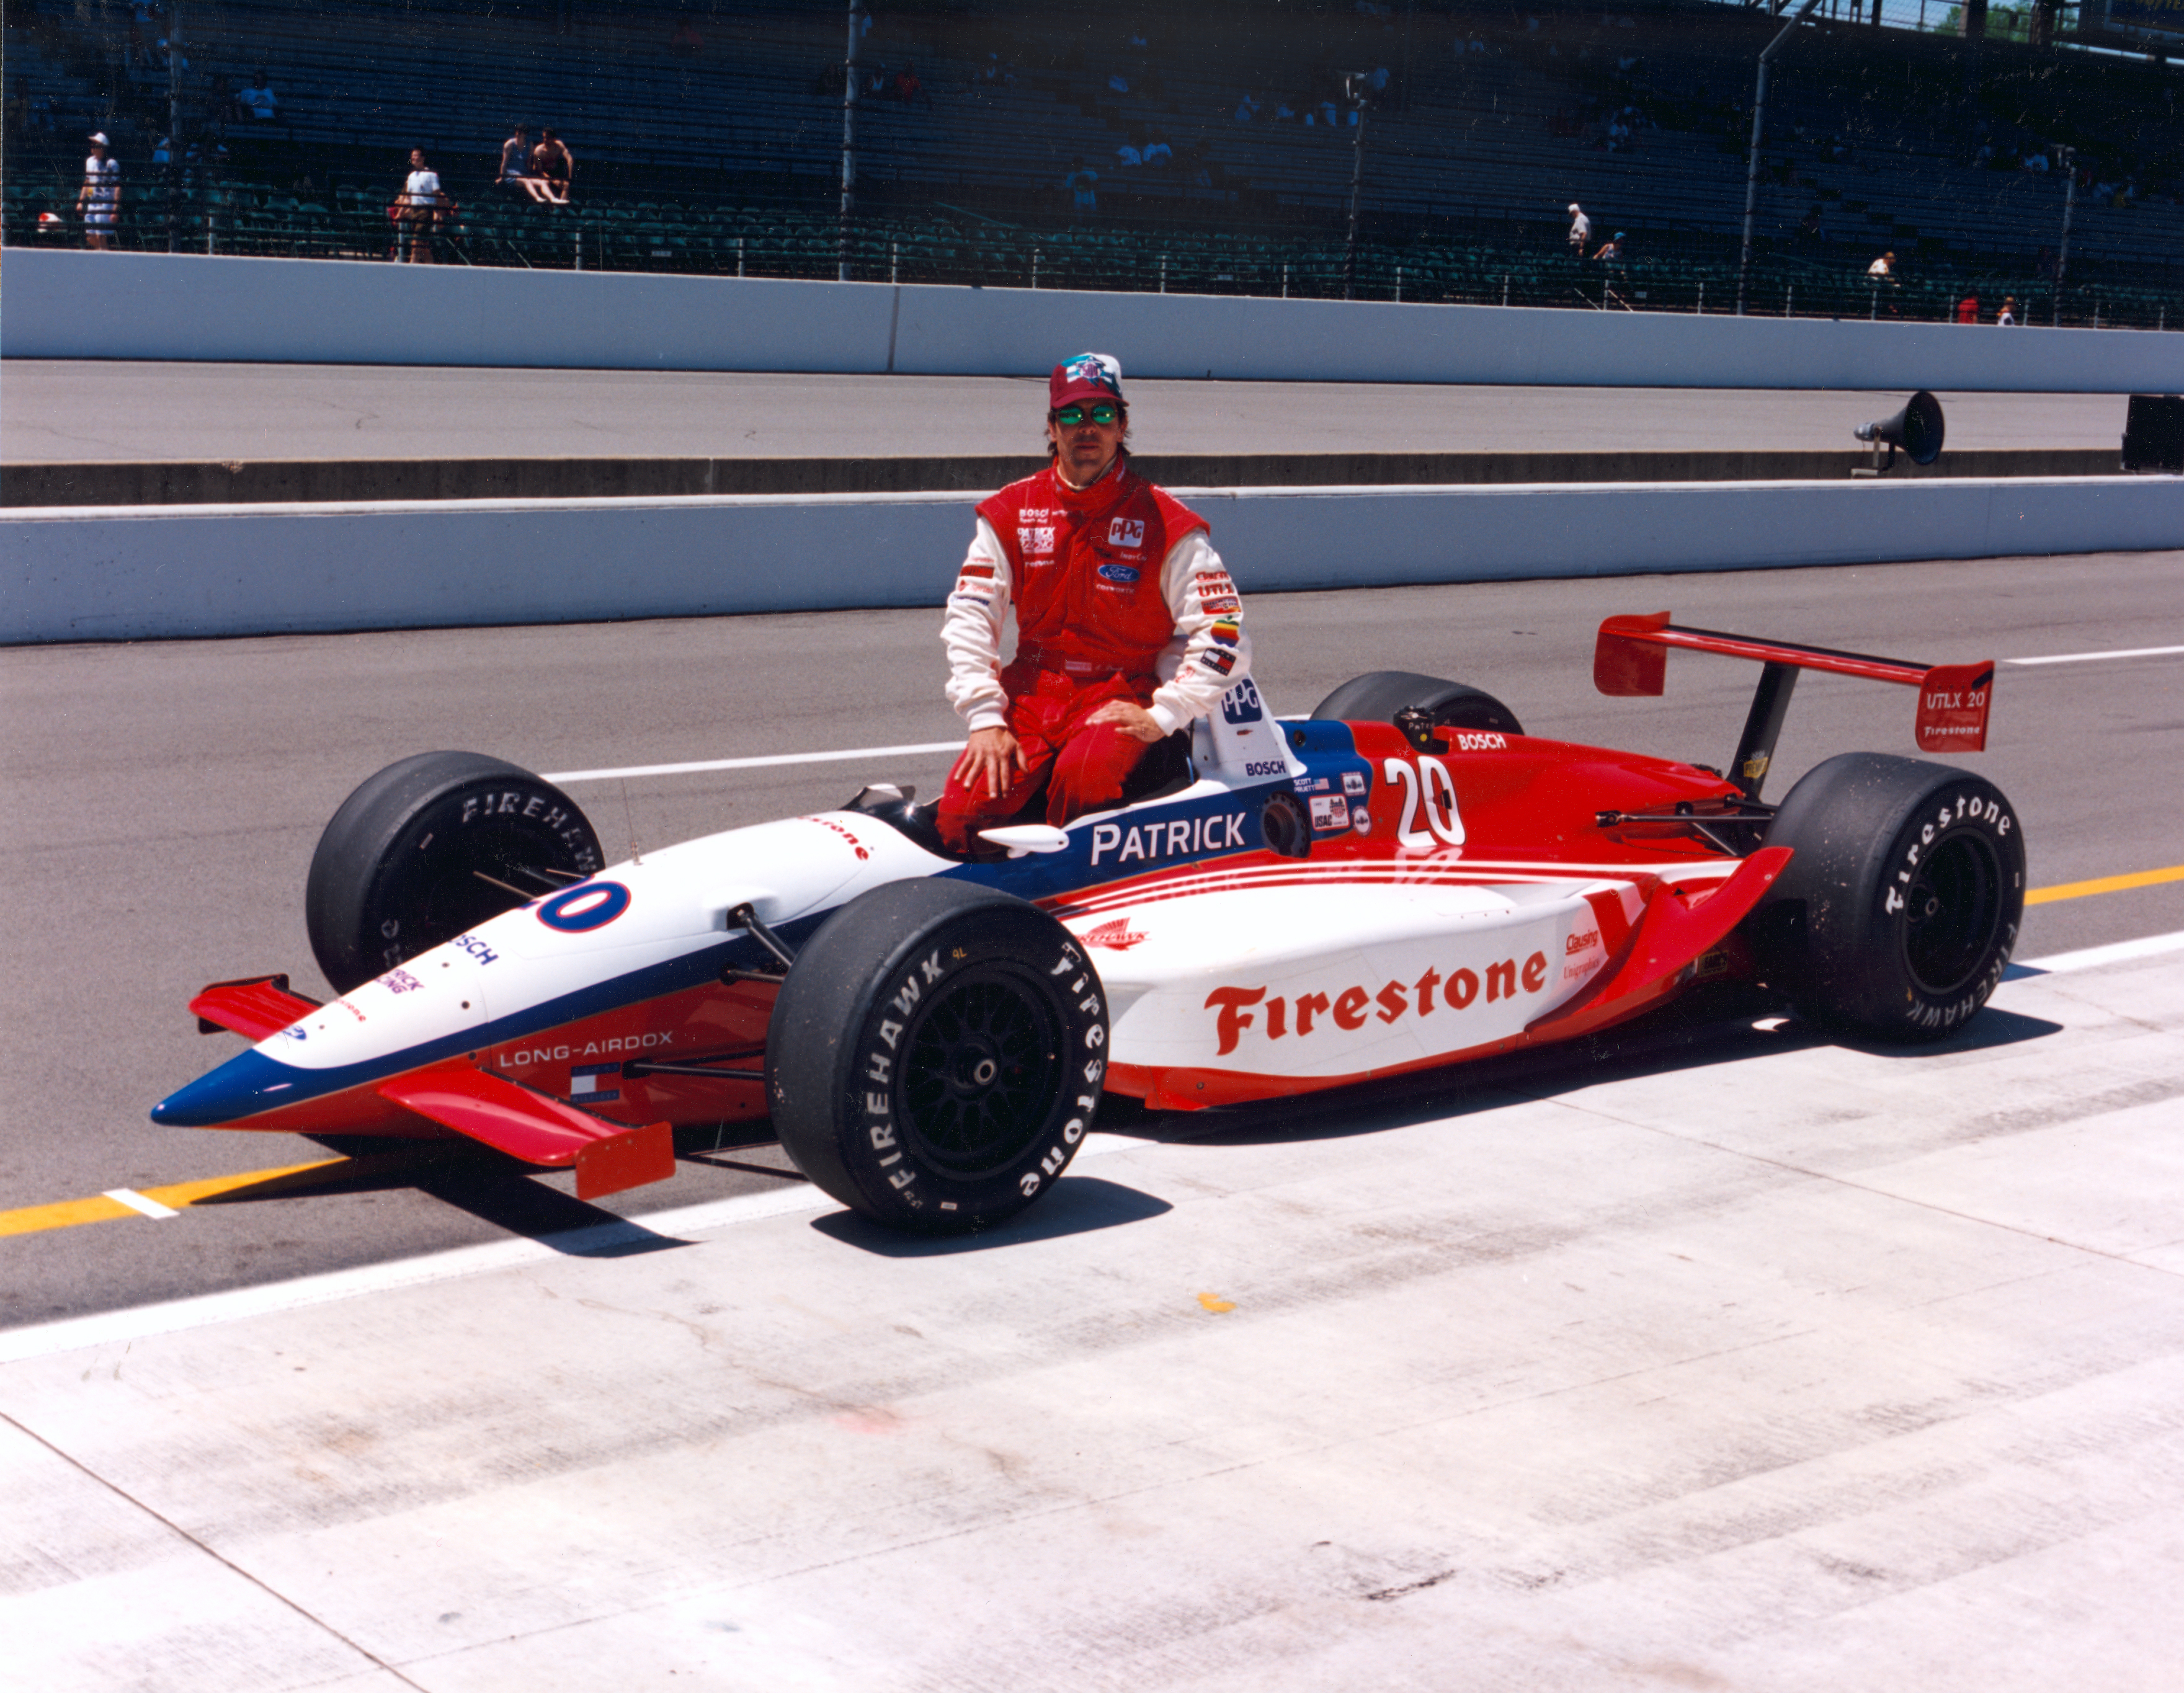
[1901,829,2004,997]
[899,965,1064,1179]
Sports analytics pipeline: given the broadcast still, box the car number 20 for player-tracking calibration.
[1382,756,1466,849]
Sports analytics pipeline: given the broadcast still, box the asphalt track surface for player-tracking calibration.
[2,551,2180,1337]
[1,360,2129,463]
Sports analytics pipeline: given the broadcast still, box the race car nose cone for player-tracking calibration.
[151,1049,305,1127]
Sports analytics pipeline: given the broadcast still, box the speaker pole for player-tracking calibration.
[1737,0,1822,319]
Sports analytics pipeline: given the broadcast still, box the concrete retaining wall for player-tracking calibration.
[4,248,2176,393]
[6,477,2177,644]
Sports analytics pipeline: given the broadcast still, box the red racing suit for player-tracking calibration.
[937,456,1251,850]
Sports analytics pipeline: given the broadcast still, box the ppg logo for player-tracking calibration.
[1221,678,1265,724]
[1107,517,1146,549]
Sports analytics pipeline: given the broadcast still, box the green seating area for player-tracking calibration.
[5,0,2177,330]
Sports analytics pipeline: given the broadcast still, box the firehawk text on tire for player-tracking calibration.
[305,751,604,993]
[1311,670,1526,745]
[767,880,1108,1233]
[1749,752,2024,1041]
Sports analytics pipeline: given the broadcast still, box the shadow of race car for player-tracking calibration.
[154,615,2020,1233]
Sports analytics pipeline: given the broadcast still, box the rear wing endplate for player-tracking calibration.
[1595,613,1993,797]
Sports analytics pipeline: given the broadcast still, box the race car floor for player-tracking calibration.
[4,939,2179,1692]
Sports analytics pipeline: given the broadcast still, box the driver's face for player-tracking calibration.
[1046,404,1126,487]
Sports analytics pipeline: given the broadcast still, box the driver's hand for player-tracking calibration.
[954,725,1027,799]
[1086,701,1166,744]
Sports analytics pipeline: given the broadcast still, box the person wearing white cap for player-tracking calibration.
[79,132,121,249]
[935,350,1251,853]
[1567,202,1590,256]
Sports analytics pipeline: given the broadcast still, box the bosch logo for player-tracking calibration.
[1454,732,1509,752]
[537,881,632,933]
[1244,760,1288,777]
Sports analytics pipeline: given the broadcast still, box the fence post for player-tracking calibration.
[1502,273,1510,307]
[1786,284,1793,317]
[1281,263,1289,298]
[206,209,213,256]
[1395,264,1402,303]
[574,223,583,270]
[1159,255,1167,294]
[2093,302,2101,329]
[1032,248,1040,290]
[1869,281,1877,320]
[1697,280,1705,315]
[890,240,898,285]
[738,236,746,278]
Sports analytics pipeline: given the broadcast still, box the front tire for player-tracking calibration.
[1748,752,2025,1041]
[306,752,603,993]
[768,880,1108,1232]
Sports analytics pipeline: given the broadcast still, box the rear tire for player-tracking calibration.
[306,752,604,993]
[768,880,1107,1233]
[1747,753,2024,1041]
[1311,671,1525,745]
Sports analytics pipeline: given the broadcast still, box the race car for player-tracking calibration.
[153,615,2021,1233]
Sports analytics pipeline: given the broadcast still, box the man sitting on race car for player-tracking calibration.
[937,352,1252,853]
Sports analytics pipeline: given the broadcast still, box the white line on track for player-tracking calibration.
[542,742,962,784]
[7,931,2179,1369]
[101,1188,179,1221]
[2005,644,2184,666]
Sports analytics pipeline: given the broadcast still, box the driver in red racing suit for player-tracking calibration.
[937,352,1252,854]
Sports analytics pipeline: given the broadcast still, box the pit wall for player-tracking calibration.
[3,249,2176,393]
[5,477,2175,644]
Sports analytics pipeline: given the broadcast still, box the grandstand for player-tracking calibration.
[4,0,2178,325]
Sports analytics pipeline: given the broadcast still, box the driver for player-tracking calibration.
[937,352,1252,853]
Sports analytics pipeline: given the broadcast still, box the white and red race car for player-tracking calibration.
[154,616,2020,1233]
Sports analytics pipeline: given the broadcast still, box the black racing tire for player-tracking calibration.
[305,752,604,993]
[1747,752,2025,1041]
[767,879,1108,1233]
[1311,671,1525,744]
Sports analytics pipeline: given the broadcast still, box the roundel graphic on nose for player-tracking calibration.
[537,881,632,933]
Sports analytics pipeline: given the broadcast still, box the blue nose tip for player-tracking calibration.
[151,1049,306,1127]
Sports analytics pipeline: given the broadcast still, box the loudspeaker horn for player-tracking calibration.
[1853,389,1945,469]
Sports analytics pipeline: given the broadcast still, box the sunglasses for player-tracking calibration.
[1053,402,1121,427]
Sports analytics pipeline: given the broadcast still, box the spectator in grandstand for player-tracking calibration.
[894,63,928,106]
[530,129,573,204]
[1141,134,1173,168]
[239,68,278,124]
[1063,158,1099,218]
[669,17,703,56]
[499,124,556,203]
[1797,205,1828,244]
[1866,251,1895,282]
[1234,92,1259,122]
[399,148,446,262]
[1996,297,2018,327]
[1116,140,1143,168]
[1592,231,1624,265]
[1567,203,1590,256]
[935,352,1250,855]
[1956,295,1980,324]
[78,132,121,251]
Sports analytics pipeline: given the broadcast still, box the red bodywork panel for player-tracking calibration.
[192,974,322,1040]
[1595,612,1993,752]
[379,1063,676,1201]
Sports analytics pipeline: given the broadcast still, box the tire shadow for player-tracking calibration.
[809,1175,1172,1256]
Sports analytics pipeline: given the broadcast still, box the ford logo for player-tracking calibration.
[1097,563,1141,584]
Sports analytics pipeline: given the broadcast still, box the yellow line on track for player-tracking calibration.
[2025,864,2184,907]
[0,1157,354,1240]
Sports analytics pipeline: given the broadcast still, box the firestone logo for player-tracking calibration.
[1203,951,1551,1056]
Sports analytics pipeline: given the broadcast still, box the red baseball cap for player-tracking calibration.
[1050,352,1125,411]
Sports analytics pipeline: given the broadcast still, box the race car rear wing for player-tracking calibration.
[1595,613,1993,799]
